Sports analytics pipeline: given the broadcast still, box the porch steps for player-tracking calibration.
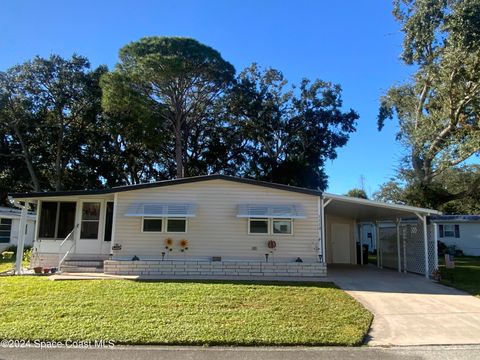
[60,260,104,273]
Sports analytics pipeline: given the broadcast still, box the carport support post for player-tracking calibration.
[396,219,401,272]
[358,223,363,266]
[433,222,439,271]
[15,202,29,275]
[403,230,407,273]
[375,221,381,268]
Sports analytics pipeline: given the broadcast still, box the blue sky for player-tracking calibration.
[1,0,413,195]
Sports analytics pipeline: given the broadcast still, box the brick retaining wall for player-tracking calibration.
[30,253,59,268]
[104,260,327,278]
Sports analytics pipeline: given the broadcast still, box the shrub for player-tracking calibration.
[23,248,33,264]
[438,241,447,255]
[1,251,14,260]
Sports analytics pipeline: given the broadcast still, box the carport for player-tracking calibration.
[320,193,441,278]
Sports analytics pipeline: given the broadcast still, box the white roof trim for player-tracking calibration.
[0,207,36,220]
[125,203,196,218]
[237,204,306,219]
[322,193,441,215]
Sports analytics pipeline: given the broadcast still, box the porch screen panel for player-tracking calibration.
[39,202,57,238]
[57,202,76,238]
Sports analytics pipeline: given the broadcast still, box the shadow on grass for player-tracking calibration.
[134,278,339,289]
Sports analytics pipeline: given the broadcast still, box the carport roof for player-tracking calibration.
[323,193,441,221]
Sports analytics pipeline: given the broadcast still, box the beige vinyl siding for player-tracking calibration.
[114,179,320,262]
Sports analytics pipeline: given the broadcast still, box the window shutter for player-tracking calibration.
[439,224,444,238]
[454,224,460,238]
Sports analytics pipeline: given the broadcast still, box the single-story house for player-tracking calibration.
[430,215,480,256]
[9,175,441,278]
[0,206,36,252]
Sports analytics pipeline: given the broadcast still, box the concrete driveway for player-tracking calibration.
[326,265,480,346]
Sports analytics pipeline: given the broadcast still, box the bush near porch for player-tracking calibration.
[440,256,480,298]
[0,278,372,346]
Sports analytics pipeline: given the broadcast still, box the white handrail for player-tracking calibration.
[59,227,75,247]
[57,224,78,271]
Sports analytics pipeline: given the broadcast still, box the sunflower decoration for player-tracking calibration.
[164,238,174,251]
[179,239,189,252]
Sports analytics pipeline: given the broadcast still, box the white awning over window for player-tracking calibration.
[237,204,306,219]
[124,203,196,218]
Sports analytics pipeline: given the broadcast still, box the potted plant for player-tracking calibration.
[34,266,43,274]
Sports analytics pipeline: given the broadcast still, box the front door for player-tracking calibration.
[75,200,103,254]
[332,223,351,263]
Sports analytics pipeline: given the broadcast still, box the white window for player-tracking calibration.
[248,219,269,234]
[248,218,293,235]
[272,219,293,235]
[142,217,187,233]
[444,224,455,238]
[166,218,187,233]
[142,218,163,232]
[0,218,12,243]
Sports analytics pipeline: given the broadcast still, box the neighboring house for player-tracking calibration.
[9,175,441,278]
[0,206,36,252]
[358,222,377,252]
[430,215,480,256]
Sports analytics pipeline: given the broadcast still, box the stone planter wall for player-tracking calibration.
[104,260,327,278]
[30,253,59,268]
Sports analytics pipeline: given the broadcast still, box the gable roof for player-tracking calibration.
[8,174,323,199]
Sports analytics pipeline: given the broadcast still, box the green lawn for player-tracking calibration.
[0,255,30,273]
[0,277,372,346]
[1,247,32,273]
[0,258,14,273]
[439,256,480,298]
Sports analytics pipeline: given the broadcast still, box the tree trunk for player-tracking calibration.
[175,125,184,178]
[55,124,64,191]
[173,109,185,178]
[12,124,41,192]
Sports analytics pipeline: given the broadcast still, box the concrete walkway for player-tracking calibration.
[326,265,480,346]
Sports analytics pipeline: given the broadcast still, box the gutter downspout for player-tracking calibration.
[321,196,330,265]
[318,197,325,264]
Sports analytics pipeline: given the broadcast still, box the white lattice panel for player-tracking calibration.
[378,222,436,276]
